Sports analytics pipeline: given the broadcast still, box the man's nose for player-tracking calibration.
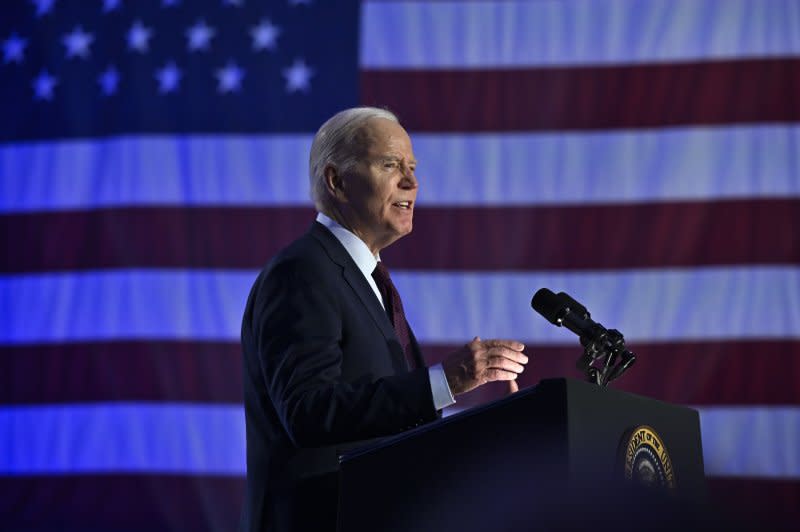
[400,166,418,189]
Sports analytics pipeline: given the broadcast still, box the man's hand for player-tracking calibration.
[442,337,528,396]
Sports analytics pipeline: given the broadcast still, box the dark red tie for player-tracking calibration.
[372,262,416,370]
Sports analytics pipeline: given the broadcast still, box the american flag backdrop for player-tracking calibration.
[2,0,799,530]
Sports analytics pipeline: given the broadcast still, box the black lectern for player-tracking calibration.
[338,378,712,531]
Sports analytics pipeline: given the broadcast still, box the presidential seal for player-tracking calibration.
[621,425,675,490]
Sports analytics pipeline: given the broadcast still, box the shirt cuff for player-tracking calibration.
[428,363,456,410]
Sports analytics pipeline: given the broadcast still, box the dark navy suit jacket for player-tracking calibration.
[239,221,438,532]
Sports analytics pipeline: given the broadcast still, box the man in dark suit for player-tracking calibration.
[239,107,529,531]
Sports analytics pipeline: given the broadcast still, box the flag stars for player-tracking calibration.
[223,0,243,6]
[3,33,27,64]
[128,20,153,53]
[186,20,215,52]
[32,69,57,101]
[32,0,56,17]
[289,0,311,5]
[216,61,244,93]
[250,19,280,52]
[282,58,313,93]
[98,65,120,96]
[155,61,181,93]
[162,0,180,6]
[63,26,94,59]
[103,0,121,12]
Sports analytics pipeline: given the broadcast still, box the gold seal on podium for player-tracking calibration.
[621,425,676,490]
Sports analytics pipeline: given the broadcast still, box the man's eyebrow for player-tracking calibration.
[379,155,417,165]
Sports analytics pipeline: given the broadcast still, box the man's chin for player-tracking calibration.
[397,221,413,238]
[382,223,413,248]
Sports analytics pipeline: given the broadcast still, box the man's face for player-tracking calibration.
[338,118,418,253]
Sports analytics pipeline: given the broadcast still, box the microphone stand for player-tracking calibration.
[577,328,636,387]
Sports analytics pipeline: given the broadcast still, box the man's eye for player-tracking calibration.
[384,161,398,168]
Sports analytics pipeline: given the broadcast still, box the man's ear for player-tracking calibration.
[324,165,346,201]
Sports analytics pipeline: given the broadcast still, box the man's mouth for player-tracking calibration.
[392,200,413,210]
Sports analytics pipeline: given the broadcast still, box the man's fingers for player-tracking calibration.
[485,346,529,365]
[484,368,518,382]
[507,380,519,394]
[482,339,525,351]
[486,355,525,374]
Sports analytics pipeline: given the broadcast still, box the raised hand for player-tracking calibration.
[442,337,528,396]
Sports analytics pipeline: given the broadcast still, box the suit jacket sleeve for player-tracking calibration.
[248,259,438,448]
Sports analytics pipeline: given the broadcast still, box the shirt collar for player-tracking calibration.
[316,212,380,277]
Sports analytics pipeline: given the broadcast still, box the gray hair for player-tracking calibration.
[309,106,399,212]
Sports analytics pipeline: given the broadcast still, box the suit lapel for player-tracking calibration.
[309,222,399,347]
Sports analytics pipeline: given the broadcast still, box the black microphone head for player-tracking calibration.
[557,291,589,319]
[531,288,566,325]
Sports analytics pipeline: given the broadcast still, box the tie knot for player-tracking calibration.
[372,261,392,285]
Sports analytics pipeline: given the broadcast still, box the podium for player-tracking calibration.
[337,378,712,531]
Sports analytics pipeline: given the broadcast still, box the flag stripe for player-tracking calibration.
[3,125,799,212]
[3,267,797,344]
[0,475,244,532]
[699,408,800,478]
[361,0,800,68]
[425,341,800,408]
[4,200,797,272]
[0,134,313,213]
[362,58,800,132]
[706,477,800,529]
[0,404,245,475]
[3,340,799,407]
[1,403,798,478]
[1,476,797,532]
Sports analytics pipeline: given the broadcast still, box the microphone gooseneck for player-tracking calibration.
[531,288,636,386]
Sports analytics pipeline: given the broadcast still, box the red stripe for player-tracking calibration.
[0,476,796,531]
[707,477,800,532]
[361,58,800,131]
[2,199,797,272]
[3,340,799,406]
[0,475,243,532]
[390,200,800,271]
[428,340,800,410]
[0,341,242,404]
[0,206,314,273]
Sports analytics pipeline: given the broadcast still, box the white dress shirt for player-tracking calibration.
[316,212,456,410]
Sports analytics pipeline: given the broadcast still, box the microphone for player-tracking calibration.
[531,288,636,385]
[530,288,606,346]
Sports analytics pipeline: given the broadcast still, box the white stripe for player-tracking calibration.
[361,0,800,68]
[2,125,798,212]
[0,403,245,475]
[0,134,313,212]
[1,403,797,478]
[699,407,800,478]
[416,125,800,206]
[2,266,798,345]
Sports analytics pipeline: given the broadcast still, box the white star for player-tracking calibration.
[31,0,56,16]
[162,0,180,6]
[103,0,121,12]
[250,19,279,52]
[282,58,314,93]
[32,69,58,101]
[186,20,215,52]
[215,61,244,93]
[63,26,94,59]
[155,61,181,93]
[289,0,311,5]
[98,65,120,96]
[128,20,153,53]
[223,0,243,6]
[3,33,27,64]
